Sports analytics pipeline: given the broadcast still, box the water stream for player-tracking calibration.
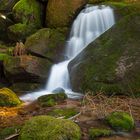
[21,5,115,101]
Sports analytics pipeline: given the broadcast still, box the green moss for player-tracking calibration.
[8,23,37,41]
[0,126,22,140]
[19,115,81,140]
[38,93,67,107]
[47,108,79,119]
[0,53,9,61]
[13,0,41,27]
[0,88,22,107]
[104,1,140,18]
[89,128,113,139]
[106,112,134,132]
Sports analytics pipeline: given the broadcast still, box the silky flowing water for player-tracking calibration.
[21,5,115,101]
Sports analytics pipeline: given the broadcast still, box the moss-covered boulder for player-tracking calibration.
[38,93,67,107]
[25,28,68,62]
[68,12,140,96]
[8,23,37,41]
[12,0,41,27]
[19,115,81,140]
[0,87,21,107]
[89,128,113,139]
[10,0,42,41]
[0,0,19,12]
[106,112,134,132]
[46,0,87,28]
[4,55,52,83]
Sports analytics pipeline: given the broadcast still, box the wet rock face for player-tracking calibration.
[4,55,52,83]
[46,0,87,28]
[68,12,140,95]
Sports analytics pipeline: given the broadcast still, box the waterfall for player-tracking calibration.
[21,5,115,101]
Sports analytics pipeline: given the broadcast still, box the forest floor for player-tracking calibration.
[0,94,140,140]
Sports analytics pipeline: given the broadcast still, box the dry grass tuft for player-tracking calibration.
[78,91,140,120]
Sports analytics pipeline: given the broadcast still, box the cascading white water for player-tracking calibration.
[21,5,115,101]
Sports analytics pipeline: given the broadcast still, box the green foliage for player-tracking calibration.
[38,93,67,107]
[0,126,21,140]
[89,128,113,139]
[19,115,81,140]
[106,112,134,132]
[47,108,79,119]
[0,88,22,107]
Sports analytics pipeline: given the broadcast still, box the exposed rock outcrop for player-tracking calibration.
[4,55,52,83]
[25,28,68,63]
[68,12,140,95]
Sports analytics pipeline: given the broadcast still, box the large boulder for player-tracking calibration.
[19,116,81,140]
[4,55,52,83]
[12,0,41,27]
[0,87,21,107]
[38,92,67,107]
[0,0,19,12]
[46,0,87,28]
[68,12,140,95]
[25,28,68,62]
[10,0,42,41]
